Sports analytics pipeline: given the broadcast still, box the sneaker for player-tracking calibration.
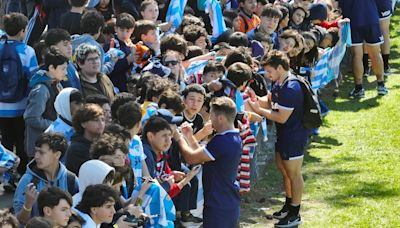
[384,67,391,77]
[349,88,365,98]
[273,205,289,219]
[377,85,388,96]
[275,214,302,227]
[180,213,203,226]
[363,68,371,77]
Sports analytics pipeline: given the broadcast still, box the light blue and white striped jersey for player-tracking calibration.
[165,0,188,33]
[205,0,228,39]
[128,135,146,186]
[45,117,74,145]
[0,40,38,117]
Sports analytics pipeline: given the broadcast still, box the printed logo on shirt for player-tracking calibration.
[381,10,391,17]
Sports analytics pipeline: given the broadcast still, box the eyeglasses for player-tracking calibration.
[164,60,180,66]
[85,56,100,64]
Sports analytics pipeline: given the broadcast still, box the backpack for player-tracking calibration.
[0,37,26,103]
[286,74,322,130]
[31,170,77,195]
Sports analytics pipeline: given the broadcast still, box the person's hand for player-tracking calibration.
[126,204,144,218]
[187,166,201,179]
[171,171,185,182]
[173,128,183,142]
[180,122,194,138]
[24,183,38,209]
[163,174,175,186]
[202,121,214,136]
[248,98,262,114]
[338,18,350,27]
[208,80,223,92]
[159,22,173,32]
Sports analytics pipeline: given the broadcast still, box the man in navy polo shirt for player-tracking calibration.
[249,50,308,227]
[334,0,388,97]
[174,96,242,228]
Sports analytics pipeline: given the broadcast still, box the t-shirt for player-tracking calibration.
[128,135,146,186]
[338,0,379,26]
[271,75,309,154]
[203,129,242,209]
[182,112,204,134]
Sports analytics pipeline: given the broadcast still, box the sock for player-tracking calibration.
[289,204,301,216]
[382,54,390,70]
[355,84,363,91]
[285,197,292,206]
[363,54,369,71]
[377,81,385,87]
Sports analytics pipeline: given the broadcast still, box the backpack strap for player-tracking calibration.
[66,170,77,195]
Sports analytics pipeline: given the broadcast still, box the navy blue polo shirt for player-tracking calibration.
[338,0,379,26]
[203,129,242,210]
[271,76,309,156]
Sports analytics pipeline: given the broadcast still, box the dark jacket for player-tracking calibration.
[65,135,92,175]
[80,73,115,101]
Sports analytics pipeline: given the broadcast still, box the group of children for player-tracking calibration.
[0,0,395,227]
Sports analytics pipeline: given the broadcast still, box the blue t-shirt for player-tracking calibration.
[203,129,242,209]
[338,0,379,26]
[271,76,309,154]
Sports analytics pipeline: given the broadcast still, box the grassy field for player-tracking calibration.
[240,9,400,228]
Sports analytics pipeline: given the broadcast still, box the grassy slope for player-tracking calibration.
[240,9,400,227]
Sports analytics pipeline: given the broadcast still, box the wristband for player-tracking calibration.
[23,205,32,212]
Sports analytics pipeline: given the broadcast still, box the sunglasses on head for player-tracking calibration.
[164,60,180,66]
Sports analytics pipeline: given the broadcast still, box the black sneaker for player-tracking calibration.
[349,88,365,98]
[273,205,289,219]
[275,214,302,227]
[180,213,202,226]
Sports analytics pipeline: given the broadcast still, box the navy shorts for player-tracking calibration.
[203,206,240,228]
[351,23,384,46]
[375,0,392,20]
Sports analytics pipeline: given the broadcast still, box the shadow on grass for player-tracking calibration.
[324,182,399,208]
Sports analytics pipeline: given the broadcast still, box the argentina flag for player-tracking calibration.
[165,0,188,33]
[205,0,228,39]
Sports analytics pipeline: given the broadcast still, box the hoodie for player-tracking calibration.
[65,135,93,175]
[71,34,115,74]
[45,88,77,144]
[72,160,115,207]
[61,61,81,90]
[13,160,79,217]
[24,70,62,157]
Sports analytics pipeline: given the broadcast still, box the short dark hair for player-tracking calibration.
[38,187,73,216]
[44,48,69,69]
[70,0,88,7]
[70,90,84,104]
[80,10,105,35]
[224,46,252,68]
[260,50,290,70]
[183,25,208,44]
[90,134,128,160]
[85,94,110,107]
[35,133,68,158]
[116,13,135,29]
[261,4,283,19]
[2,13,27,36]
[110,92,136,120]
[68,212,86,227]
[142,116,172,141]
[182,84,206,99]
[117,101,142,129]
[186,45,203,59]
[72,104,104,135]
[160,34,188,58]
[76,184,119,215]
[44,29,71,47]
[134,20,156,41]
[157,90,184,114]
[203,61,225,76]
[0,209,19,228]
[229,32,249,48]
[25,217,54,228]
[104,124,131,142]
[145,77,174,101]
[226,62,253,88]
[210,97,237,123]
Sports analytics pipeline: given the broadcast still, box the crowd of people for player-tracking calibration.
[0,0,396,227]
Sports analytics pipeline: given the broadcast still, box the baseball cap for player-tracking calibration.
[156,109,184,125]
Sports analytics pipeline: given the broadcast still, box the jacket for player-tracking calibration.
[13,160,78,217]
[24,70,61,157]
[80,73,115,101]
[65,135,93,175]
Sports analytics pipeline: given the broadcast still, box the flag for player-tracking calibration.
[165,0,188,33]
[205,0,228,39]
[311,22,352,91]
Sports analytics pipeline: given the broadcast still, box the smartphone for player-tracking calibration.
[123,215,139,225]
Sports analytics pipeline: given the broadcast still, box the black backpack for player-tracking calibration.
[0,37,26,103]
[286,74,322,130]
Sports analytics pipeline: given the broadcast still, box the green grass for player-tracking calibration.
[240,9,400,227]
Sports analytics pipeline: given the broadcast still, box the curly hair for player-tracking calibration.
[74,43,101,65]
[90,134,128,160]
[75,184,119,215]
[35,133,68,158]
[72,104,104,135]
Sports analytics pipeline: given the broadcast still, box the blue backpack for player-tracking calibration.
[0,37,26,103]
